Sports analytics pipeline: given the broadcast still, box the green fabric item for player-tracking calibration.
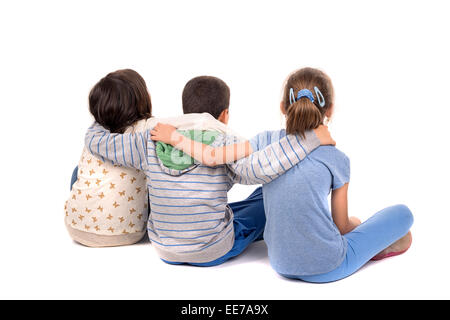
[155,130,220,170]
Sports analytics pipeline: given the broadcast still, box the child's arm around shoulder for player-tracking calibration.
[150,123,335,166]
[150,123,251,166]
[85,122,149,170]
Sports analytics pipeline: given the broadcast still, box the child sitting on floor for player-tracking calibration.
[66,69,152,247]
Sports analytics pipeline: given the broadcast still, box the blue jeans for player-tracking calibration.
[282,204,414,283]
[70,166,78,190]
[163,187,266,267]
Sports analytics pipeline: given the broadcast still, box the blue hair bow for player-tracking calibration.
[289,87,325,107]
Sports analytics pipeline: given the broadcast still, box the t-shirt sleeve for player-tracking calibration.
[209,133,242,148]
[249,130,278,152]
[329,150,351,190]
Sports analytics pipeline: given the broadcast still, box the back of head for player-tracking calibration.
[89,69,152,133]
[182,76,230,119]
[282,67,334,138]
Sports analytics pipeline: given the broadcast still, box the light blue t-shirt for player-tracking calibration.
[250,129,350,276]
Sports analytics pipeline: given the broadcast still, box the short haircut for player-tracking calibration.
[89,69,152,133]
[182,76,230,119]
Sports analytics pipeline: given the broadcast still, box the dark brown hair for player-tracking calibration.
[89,69,152,133]
[182,76,230,119]
[282,67,334,137]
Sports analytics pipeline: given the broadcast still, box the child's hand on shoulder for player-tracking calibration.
[150,123,182,145]
[314,125,336,146]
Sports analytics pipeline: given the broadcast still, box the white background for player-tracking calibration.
[1,0,449,299]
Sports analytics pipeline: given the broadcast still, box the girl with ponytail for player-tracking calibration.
[258,67,414,282]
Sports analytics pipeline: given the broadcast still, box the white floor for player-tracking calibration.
[1,184,448,300]
[0,229,441,300]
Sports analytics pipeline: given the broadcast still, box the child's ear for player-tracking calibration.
[280,102,287,115]
[218,108,229,125]
[325,103,334,118]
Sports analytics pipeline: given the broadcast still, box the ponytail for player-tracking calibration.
[285,99,322,138]
[282,67,334,138]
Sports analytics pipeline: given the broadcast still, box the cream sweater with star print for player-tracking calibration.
[65,114,233,247]
[65,122,152,247]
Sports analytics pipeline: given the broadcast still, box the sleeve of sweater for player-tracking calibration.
[225,130,320,185]
[85,122,149,171]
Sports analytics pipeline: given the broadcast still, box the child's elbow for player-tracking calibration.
[202,148,220,166]
[203,159,219,167]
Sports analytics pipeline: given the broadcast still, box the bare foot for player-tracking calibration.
[371,231,412,261]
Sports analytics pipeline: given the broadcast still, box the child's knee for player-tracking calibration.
[391,204,414,230]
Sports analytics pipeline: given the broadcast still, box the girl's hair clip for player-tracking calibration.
[314,86,326,107]
[289,88,296,105]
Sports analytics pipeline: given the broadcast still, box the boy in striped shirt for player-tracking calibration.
[85,76,333,265]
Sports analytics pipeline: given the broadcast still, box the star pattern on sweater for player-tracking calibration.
[66,150,148,237]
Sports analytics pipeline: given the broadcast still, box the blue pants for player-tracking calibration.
[163,187,266,267]
[70,166,78,190]
[284,204,414,283]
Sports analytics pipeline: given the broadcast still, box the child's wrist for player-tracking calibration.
[170,131,184,146]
